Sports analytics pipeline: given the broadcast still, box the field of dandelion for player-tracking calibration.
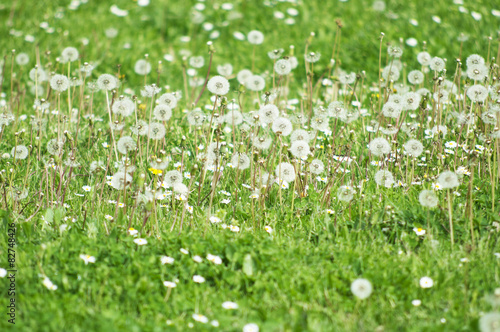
[1,0,500,331]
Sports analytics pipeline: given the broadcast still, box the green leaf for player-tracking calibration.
[242,253,255,276]
[44,208,54,224]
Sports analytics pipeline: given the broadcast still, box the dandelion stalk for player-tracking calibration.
[447,189,454,248]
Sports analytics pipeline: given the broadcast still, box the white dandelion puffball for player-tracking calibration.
[247,30,264,45]
[148,122,166,140]
[275,162,295,183]
[117,136,137,155]
[207,75,230,95]
[153,104,172,121]
[112,97,135,117]
[274,59,292,76]
[246,75,266,91]
[337,186,355,203]
[50,74,70,92]
[374,170,394,188]
[97,73,117,91]
[237,69,253,84]
[158,92,178,108]
[418,190,438,208]
[134,59,151,75]
[479,312,500,332]
[11,145,29,160]
[290,140,310,159]
[309,159,324,174]
[231,153,251,170]
[291,129,311,143]
[351,278,373,299]
[369,137,391,156]
[408,70,424,85]
[429,57,445,71]
[437,171,459,189]
[272,117,293,136]
[259,104,279,124]
[61,46,79,63]
[404,139,424,157]
[164,170,183,187]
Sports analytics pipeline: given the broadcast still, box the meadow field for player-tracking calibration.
[1,0,500,331]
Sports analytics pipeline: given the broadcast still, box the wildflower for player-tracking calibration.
[412,299,422,306]
[337,186,355,202]
[180,248,189,255]
[82,185,91,192]
[413,228,426,236]
[222,301,239,309]
[42,277,58,291]
[149,168,162,175]
[193,255,203,263]
[80,254,96,265]
[161,256,174,265]
[243,323,259,332]
[264,226,273,234]
[192,314,208,323]
[163,281,176,288]
[105,215,114,221]
[134,238,148,245]
[419,276,434,288]
[229,225,240,232]
[0,268,6,278]
[210,216,222,224]
[193,275,205,283]
[128,228,138,236]
[351,278,373,299]
[207,254,222,265]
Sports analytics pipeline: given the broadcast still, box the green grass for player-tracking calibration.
[0,0,500,331]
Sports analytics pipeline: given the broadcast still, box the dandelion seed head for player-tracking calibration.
[351,278,373,299]
[207,75,230,95]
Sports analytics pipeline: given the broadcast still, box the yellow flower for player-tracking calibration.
[149,168,162,175]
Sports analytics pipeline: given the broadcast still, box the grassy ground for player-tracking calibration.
[1,0,500,331]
